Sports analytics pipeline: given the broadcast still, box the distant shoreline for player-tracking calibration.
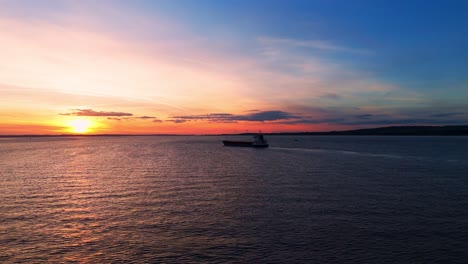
[259,125,468,136]
[1,125,468,137]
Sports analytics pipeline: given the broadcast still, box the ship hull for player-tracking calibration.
[222,140,268,148]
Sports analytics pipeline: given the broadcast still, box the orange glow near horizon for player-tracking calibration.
[0,117,349,135]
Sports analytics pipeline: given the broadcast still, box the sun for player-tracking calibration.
[69,119,92,134]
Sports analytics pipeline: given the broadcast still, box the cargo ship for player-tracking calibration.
[222,134,269,148]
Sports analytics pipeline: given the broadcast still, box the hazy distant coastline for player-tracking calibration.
[261,125,468,136]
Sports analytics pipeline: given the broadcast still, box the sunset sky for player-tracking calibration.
[1,0,467,134]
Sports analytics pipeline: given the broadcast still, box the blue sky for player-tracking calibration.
[0,0,467,134]
[135,0,468,97]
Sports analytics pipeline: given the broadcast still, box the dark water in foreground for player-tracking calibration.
[1,136,467,263]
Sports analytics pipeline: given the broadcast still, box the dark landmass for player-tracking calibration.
[1,125,468,137]
[258,125,468,136]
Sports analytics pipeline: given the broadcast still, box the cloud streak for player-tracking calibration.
[258,37,372,54]
[171,111,299,123]
[430,112,467,118]
[168,107,468,128]
[60,109,133,117]
[60,109,163,123]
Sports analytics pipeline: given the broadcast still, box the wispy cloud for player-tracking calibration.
[104,114,163,123]
[354,114,388,120]
[135,116,156,119]
[168,119,187,123]
[171,110,299,123]
[258,36,372,55]
[430,112,467,118]
[280,117,346,125]
[320,93,342,100]
[60,109,133,117]
[167,106,468,128]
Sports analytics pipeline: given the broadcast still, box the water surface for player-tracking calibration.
[1,136,467,263]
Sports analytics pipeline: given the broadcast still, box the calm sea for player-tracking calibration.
[1,136,467,263]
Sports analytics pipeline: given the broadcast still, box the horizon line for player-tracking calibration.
[1,124,467,137]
